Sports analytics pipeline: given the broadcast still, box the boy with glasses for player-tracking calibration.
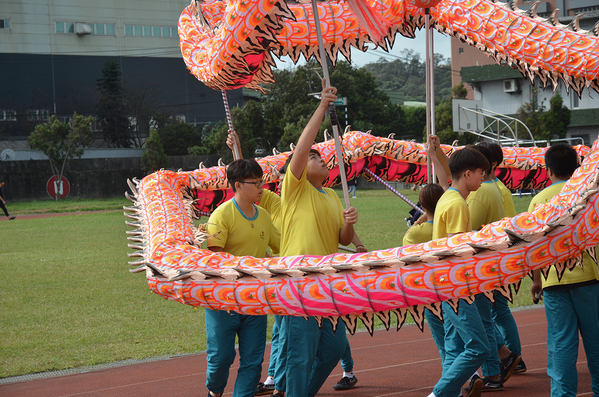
[205,159,280,397]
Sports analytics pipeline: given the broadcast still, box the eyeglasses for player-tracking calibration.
[239,180,265,188]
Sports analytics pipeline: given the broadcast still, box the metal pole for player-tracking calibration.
[428,9,437,183]
[311,0,351,208]
[221,90,241,160]
[425,9,432,184]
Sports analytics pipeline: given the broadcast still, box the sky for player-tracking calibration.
[276,29,452,69]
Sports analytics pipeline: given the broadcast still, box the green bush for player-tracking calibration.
[141,130,169,174]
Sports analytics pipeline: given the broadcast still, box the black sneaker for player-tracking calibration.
[514,359,527,374]
[479,377,504,392]
[9,216,15,220]
[500,352,522,383]
[333,376,358,390]
[256,382,275,396]
[465,376,483,397]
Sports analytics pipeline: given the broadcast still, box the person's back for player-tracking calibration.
[529,143,599,397]
[467,144,505,231]
[477,141,517,218]
[474,143,526,376]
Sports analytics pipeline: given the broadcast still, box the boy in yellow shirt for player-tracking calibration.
[529,143,599,397]
[205,159,280,397]
[465,145,521,393]
[273,81,358,397]
[429,146,489,397]
[475,142,527,375]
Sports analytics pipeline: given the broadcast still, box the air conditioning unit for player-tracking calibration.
[75,23,92,35]
[503,79,518,93]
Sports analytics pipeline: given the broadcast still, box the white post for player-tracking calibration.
[311,0,351,208]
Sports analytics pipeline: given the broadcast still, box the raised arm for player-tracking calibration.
[426,135,450,190]
[431,135,451,182]
[289,80,337,178]
[226,130,243,160]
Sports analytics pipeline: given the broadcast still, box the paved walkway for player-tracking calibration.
[0,306,594,397]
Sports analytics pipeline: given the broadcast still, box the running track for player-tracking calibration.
[1,306,595,397]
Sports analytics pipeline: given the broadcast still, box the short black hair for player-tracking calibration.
[280,148,321,174]
[545,143,579,178]
[419,183,445,215]
[449,146,490,180]
[477,141,503,167]
[473,144,493,175]
[227,159,263,192]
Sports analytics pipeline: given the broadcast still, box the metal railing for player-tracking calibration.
[456,105,536,147]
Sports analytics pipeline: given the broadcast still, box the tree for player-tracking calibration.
[141,130,169,174]
[96,60,132,148]
[363,50,453,103]
[27,113,93,200]
[540,93,570,141]
[518,92,571,141]
[452,82,468,99]
[125,82,162,148]
[157,122,202,156]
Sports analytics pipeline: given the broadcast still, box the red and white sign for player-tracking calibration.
[47,175,70,199]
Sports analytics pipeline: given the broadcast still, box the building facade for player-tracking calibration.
[0,0,243,144]
[456,63,599,146]
[451,0,599,99]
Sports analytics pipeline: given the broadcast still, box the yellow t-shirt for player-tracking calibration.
[206,198,280,258]
[260,189,282,231]
[280,166,344,256]
[528,180,599,288]
[433,188,471,240]
[259,189,282,256]
[467,181,505,231]
[495,178,517,217]
[403,221,433,246]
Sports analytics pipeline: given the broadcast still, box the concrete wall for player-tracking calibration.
[0,154,219,201]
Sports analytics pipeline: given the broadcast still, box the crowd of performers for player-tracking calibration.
[201,81,599,397]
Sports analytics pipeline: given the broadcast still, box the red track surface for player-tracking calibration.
[1,307,594,397]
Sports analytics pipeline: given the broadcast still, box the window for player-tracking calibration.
[459,48,464,54]
[27,110,49,121]
[124,24,178,37]
[56,21,114,35]
[55,22,74,33]
[573,6,599,13]
[0,19,10,29]
[0,110,17,121]
[91,23,115,35]
[571,94,580,109]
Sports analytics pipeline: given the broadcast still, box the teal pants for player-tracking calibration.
[544,283,599,397]
[491,292,522,355]
[205,309,267,397]
[340,336,353,372]
[433,300,491,397]
[426,308,447,371]
[473,294,501,377]
[275,316,347,397]
[267,316,282,378]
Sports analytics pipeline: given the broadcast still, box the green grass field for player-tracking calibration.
[0,190,535,378]
[8,197,130,215]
